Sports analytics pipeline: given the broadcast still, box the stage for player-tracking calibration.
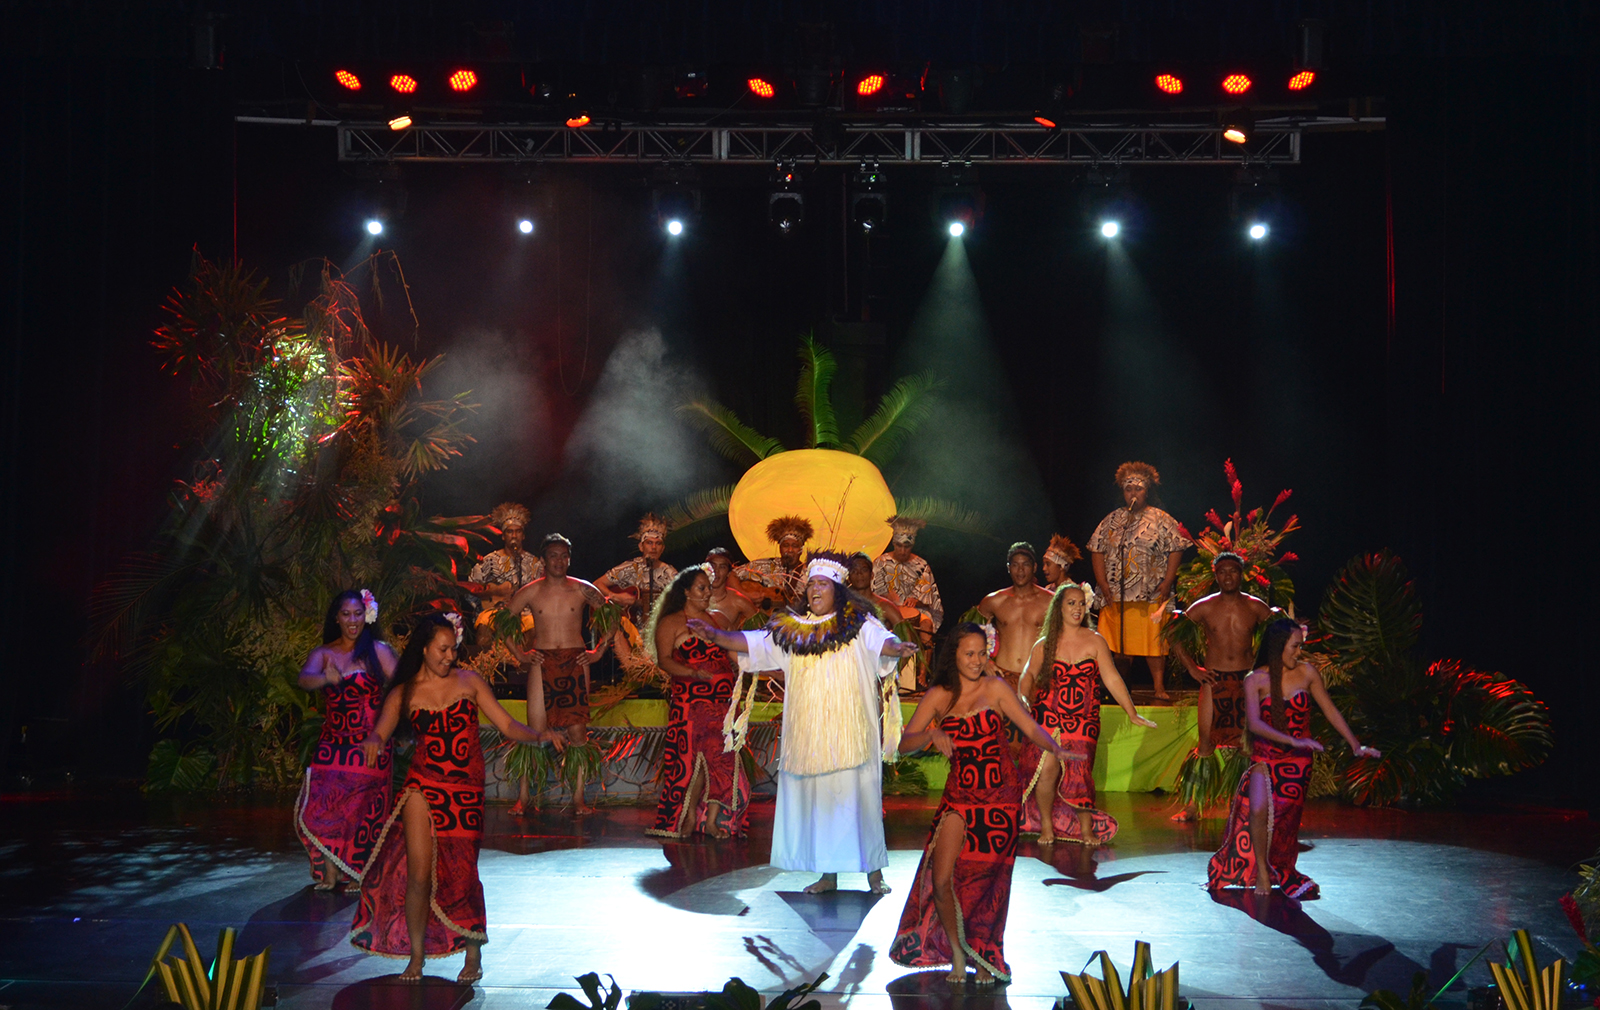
[1,788,1593,1010]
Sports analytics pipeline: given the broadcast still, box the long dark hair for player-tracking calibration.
[323,590,385,684]
[388,613,461,714]
[645,565,710,661]
[1254,618,1301,733]
[929,622,989,701]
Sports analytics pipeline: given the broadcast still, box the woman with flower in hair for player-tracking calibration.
[351,612,564,983]
[890,622,1075,985]
[687,550,917,895]
[645,565,750,840]
[295,589,398,892]
[1017,583,1156,845]
[1207,618,1378,899]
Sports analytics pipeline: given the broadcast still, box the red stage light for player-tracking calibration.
[856,74,886,97]
[1033,115,1058,129]
[565,114,591,129]
[334,69,362,91]
[747,77,776,99]
[390,74,419,94]
[1155,74,1183,95]
[1288,70,1316,91]
[1221,74,1253,95]
[447,69,478,93]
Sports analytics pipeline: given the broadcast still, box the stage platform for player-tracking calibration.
[1,788,1594,1010]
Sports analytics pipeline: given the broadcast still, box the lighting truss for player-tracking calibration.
[286,117,1378,167]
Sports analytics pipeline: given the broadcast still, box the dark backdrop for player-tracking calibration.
[2,6,1594,799]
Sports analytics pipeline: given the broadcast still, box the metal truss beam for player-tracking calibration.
[316,120,1337,166]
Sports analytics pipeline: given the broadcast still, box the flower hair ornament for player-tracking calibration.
[442,611,464,646]
[359,589,379,625]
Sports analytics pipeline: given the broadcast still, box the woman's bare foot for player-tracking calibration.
[1170,807,1197,822]
[803,873,838,894]
[945,969,967,983]
[1152,690,1172,702]
[573,802,596,817]
[867,870,891,895]
[974,968,996,985]
[1038,831,1056,845]
[705,823,731,840]
[399,959,423,981]
[509,800,526,817]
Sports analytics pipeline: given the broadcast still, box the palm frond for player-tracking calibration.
[88,552,204,664]
[661,485,735,548]
[794,333,840,449]
[888,496,994,539]
[676,399,785,464]
[844,372,943,467]
[1317,551,1422,666]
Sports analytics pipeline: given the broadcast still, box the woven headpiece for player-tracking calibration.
[491,502,530,530]
[1115,461,1160,489]
[1043,533,1081,569]
[804,549,851,585]
[765,515,815,546]
[886,514,926,546]
[631,511,670,543]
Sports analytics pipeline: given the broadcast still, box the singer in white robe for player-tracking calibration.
[687,552,915,893]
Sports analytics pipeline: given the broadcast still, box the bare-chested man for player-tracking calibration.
[505,534,610,815]
[975,542,1055,695]
[705,548,757,630]
[1170,551,1273,820]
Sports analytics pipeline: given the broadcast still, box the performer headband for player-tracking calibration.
[359,588,378,625]
[632,512,670,543]
[805,557,848,584]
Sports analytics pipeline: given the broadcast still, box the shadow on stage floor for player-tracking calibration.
[1,789,1595,1010]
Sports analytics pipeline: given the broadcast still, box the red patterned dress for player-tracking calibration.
[1206,690,1318,899]
[351,697,488,958]
[1018,658,1117,843]
[647,638,749,838]
[294,664,391,884]
[890,708,1022,981]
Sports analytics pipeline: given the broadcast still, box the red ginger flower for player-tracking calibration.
[1280,552,1299,563]
[1560,893,1588,941]
[1206,509,1226,530]
[1273,488,1293,511]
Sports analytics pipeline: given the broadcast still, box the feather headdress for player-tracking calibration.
[1043,533,1082,569]
[491,502,530,530]
[631,511,670,542]
[765,515,815,546]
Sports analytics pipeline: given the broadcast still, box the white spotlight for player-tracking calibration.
[947,221,966,238]
[517,218,534,235]
[364,219,384,236]
[1248,222,1269,240]
[1100,220,1120,239]
[665,218,685,237]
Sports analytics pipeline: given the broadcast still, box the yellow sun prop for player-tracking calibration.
[728,449,896,561]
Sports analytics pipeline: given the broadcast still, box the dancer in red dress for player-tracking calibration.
[891,623,1075,985]
[351,613,564,983]
[1016,583,1155,845]
[295,589,397,891]
[1207,619,1378,900]
[645,566,750,839]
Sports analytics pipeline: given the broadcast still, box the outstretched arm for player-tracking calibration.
[992,681,1077,760]
[880,633,917,658]
[1017,639,1046,704]
[471,671,564,747]
[685,618,750,653]
[1095,635,1157,727]
[1307,664,1379,758]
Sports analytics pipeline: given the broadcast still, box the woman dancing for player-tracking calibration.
[1016,583,1156,845]
[645,566,750,840]
[1206,618,1379,900]
[351,613,564,983]
[890,622,1075,985]
[295,589,398,892]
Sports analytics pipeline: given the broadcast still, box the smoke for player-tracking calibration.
[420,327,552,516]
[890,241,1056,587]
[556,328,722,532]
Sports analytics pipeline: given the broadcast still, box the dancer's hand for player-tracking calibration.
[1291,735,1325,753]
[1054,741,1083,762]
[1352,744,1381,759]
[541,730,567,751]
[890,640,919,659]
[929,726,954,757]
[360,734,384,764]
[686,618,720,642]
[1189,665,1217,686]
[1130,714,1158,729]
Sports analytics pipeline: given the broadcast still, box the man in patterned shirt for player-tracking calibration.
[734,515,812,610]
[1088,462,1193,700]
[594,512,679,627]
[469,503,544,649]
[871,515,943,632]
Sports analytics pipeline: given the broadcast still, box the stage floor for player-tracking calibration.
[1,789,1594,1010]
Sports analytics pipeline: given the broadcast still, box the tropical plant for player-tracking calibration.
[1164,459,1300,665]
[1561,848,1600,985]
[664,334,988,545]
[1312,552,1552,807]
[91,251,492,791]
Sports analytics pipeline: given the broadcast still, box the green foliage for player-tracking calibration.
[561,742,605,795]
[794,334,840,449]
[661,485,736,548]
[1360,971,1431,1010]
[888,496,993,538]
[676,399,785,465]
[145,740,216,792]
[95,251,490,792]
[1314,552,1552,807]
[882,757,930,796]
[842,372,942,467]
